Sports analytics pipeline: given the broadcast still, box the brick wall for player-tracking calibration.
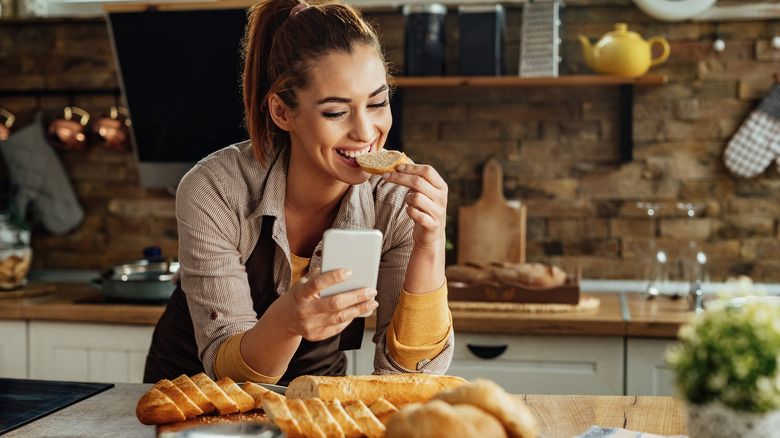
[0,0,778,282]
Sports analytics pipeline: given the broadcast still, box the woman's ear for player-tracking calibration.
[268,94,294,132]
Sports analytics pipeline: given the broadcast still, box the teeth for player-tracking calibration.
[338,147,370,158]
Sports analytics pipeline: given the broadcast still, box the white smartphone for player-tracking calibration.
[320,228,383,317]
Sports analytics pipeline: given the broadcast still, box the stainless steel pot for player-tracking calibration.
[90,258,179,302]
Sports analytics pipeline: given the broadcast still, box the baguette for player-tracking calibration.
[261,391,305,438]
[369,397,399,426]
[191,373,239,415]
[356,150,410,175]
[342,400,386,438]
[288,398,326,438]
[286,374,468,407]
[172,374,216,414]
[216,377,257,413]
[136,388,186,425]
[153,379,203,419]
[325,399,364,438]
[304,398,346,438]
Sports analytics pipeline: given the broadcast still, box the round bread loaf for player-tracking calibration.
[356,150,410,175]
[385,399,508,438]
[432,378,538,438]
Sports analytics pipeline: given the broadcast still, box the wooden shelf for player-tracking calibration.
[393,74,668,88]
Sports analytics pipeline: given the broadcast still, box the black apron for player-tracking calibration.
[143,215,363,384]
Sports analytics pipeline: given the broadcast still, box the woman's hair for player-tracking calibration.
[242,0,390,165]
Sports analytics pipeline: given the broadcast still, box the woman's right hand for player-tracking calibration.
[274,267,378,342]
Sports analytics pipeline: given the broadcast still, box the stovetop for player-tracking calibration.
[0,378,114,434]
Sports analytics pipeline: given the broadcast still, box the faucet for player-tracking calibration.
[688,280,704,313]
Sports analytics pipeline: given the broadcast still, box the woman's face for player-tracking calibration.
[285,44,392,186]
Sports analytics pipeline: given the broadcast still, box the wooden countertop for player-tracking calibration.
[3,383,688,438]
[0,282,695,337]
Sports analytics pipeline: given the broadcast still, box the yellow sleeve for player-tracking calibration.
[213,332,285,384]
[386,282,452,370]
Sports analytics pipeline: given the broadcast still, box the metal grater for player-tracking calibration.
[520,0,563,77]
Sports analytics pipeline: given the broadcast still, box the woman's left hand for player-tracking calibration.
[382,163,448,250]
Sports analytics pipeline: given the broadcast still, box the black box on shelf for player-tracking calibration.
[458,4,504,76]
[403,3,447,76]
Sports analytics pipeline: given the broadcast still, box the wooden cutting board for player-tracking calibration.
[457,157,526,265]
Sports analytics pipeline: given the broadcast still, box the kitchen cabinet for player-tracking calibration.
[28,321,154,383]
[0,320,27,378]
[625,337,678,397]
[350,330,624,396]
[394,74,668,162]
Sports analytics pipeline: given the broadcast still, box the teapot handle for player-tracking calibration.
[648,37,671,67]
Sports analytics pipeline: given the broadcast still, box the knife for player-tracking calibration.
[257,382,287,395]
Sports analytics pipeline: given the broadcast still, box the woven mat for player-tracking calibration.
[449,295,600,313]
[0,282,57,299]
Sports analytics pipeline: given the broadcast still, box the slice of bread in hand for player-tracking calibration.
[356,150,410,175]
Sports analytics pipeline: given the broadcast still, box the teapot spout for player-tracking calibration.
[578,35,595,71]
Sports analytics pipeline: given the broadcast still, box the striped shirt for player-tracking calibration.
[175,141,454,378]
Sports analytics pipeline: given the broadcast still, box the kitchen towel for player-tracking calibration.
[575,426,687,438]
[0,112,84,234]
[723,81,780,178]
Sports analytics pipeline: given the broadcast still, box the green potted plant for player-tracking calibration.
[666,276,780,437]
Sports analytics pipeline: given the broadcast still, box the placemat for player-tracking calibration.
[449,295,600,313]
[0,282,57,299]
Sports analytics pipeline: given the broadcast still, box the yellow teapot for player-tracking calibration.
[578,23,670,77]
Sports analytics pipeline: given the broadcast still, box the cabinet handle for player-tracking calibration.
[466,344,508,360]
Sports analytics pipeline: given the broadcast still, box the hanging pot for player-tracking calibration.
[0,108,15,141]
[48,106,90,151]
[93,105,131,152]
[90,258,179,302]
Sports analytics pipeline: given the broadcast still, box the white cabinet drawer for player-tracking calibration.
[449,333,624,395]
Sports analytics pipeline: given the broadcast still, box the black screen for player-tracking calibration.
[108,8,249,164]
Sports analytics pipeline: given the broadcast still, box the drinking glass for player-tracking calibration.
[676,202,709,297]
[636,202,670,299]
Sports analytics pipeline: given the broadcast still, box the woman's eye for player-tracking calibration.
[369,100,389,109]
[322,111,346,119]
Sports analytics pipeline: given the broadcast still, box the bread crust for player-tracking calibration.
[356,150,410,175]
[385,399,508,438]
[136,388,186,425]
[433,378,538,438]
[287,374,467,407]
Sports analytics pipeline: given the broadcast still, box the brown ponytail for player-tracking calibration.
[241,0,390,166]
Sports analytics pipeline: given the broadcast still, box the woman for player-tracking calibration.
[144,0,453,385]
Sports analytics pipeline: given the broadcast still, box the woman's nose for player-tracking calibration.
[350,110,373,142]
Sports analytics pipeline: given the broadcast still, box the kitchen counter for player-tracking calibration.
[3,382,688,438]
[0,281,695,337]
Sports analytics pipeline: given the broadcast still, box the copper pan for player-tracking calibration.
[48,106,90,151]
[0,108,15,141]
[93,105,131,152]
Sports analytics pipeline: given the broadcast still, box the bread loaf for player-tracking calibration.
[447,262,568,288]
[356,150,410,175]
[286,373,468,407]
[385,399,508,438]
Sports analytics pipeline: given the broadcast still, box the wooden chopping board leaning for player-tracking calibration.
[457,157,526,266]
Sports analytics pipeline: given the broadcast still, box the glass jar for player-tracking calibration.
[0,214,32,290]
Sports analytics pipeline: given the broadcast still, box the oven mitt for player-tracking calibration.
[723,82,780,178]
[0,112,84,234]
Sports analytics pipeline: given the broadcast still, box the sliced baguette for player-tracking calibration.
[241,381,272,407]
[342,400,386,438]
[369,397,399,425]
[153,379,203,419]
[216,377,256,413]
[261,391,305,438]
[172,374,216,415]
[356,150,410,175]
[326,399,364,438]
[190,373,239,415]
[305,398,346,438]
[287,398,327,438]
[136,388,186,425]
[287,373,468,407]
